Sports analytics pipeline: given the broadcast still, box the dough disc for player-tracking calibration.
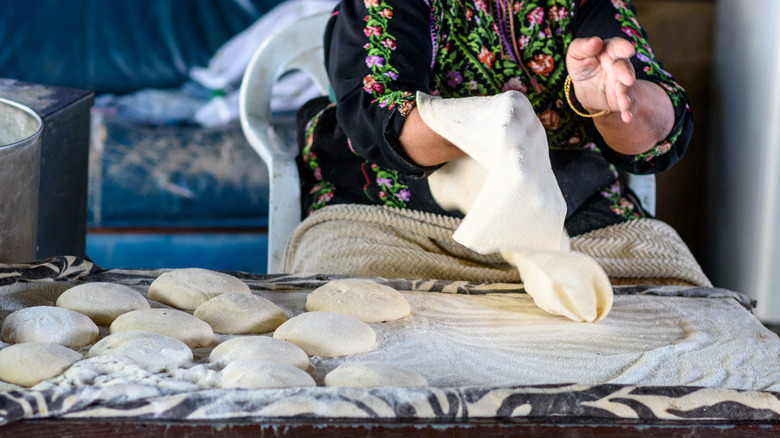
[110,308,214,348]
[305,279,410,323]
[1,306,99,348]
[56,282,150,325]
[324,361,428,388]
[272,312,376,357]
[221,358,315,389]
[148,268,251,310]
[88,330,192,372]
[209,336,309,370]
[0,342,82,387]
[194,293,286,334]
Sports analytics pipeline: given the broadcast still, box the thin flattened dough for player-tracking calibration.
[273,312,376,357]
[305,279,410,323]
[148,268,251,311]
[56,282,150,325]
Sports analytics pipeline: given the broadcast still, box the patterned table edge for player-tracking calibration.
[2,382,780,427]
[0,256,757,310]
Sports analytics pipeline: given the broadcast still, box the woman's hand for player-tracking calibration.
[565,37,674,155]
[566,37,636,123]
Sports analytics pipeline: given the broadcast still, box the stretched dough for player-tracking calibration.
[209,336,309,370]
[56,282,150,325]
[1,306,99,348]
[418,90,567,254]
[221,359,315,389]
[501,249,612,322]
[417,91,612,322]
[273,312,376,357]
[0,342,82,387]
[194,293,287,334]
[324,361,427,388]
[88,331,192,372]
[305,279,410,323]
[110,308,214,348]
[148,268,251,311]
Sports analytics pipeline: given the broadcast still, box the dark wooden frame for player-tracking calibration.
[3,418,779,437]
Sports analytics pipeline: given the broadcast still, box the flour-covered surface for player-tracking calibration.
[1,257,779,426]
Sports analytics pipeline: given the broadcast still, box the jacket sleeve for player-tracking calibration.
[325,0,437,177]
[574,0,694,174]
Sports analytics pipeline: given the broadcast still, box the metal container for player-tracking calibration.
[0,97,43,263]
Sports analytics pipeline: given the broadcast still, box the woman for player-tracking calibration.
[286,0,695,282]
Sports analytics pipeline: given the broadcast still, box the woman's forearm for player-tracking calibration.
[589,79,674,155]
[399,77,674,167]
[398,106,465,167]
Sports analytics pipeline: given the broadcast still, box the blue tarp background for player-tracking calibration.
[0,0,280,93]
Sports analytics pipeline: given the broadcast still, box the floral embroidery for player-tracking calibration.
[377,91,415,116]
[309,184,335,211]
[446,71,464,87]
[478,47,496,67]
[302,104,336,214]
[502,77,527,93]
[634,136,676,162]
[362,0,416,115]
[517,34,530,50]
[600,181,642,220]
[611,0,627,10]
[548,5,567,21]
[371,164,411,208]
[527,7,544,26]
[365,55,385,68]
[539,109,561,130]
[527,53,554,77]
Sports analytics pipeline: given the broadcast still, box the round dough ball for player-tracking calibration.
[305,279,410,323]
[110,308,214,348]
[324,361,428,388]
[1,306,99,348]
[0,342,82,387]
[148,268,251,311]
[272,312,376,357]
[88,331,192,372]
[209,336,309,370]
[221,359,315,389]
[56,282,150,325]
[194,293,286,334]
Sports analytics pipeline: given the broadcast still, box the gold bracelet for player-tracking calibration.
[563,75,611,118]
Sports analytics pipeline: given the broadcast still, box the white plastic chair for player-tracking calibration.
[239,11,331,273]
[623,173,656,217]
[239,11,655,273]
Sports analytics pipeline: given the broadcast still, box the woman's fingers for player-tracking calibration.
[565,37,603,79]
[566,37,638,119]
[608,56,636,122]
[603,37,636,65]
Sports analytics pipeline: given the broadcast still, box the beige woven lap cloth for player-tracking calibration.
[282,204,711,287]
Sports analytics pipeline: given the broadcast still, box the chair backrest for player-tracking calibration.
[239,10,656,273]
[622,173,656,217]
[239,11,331,273]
